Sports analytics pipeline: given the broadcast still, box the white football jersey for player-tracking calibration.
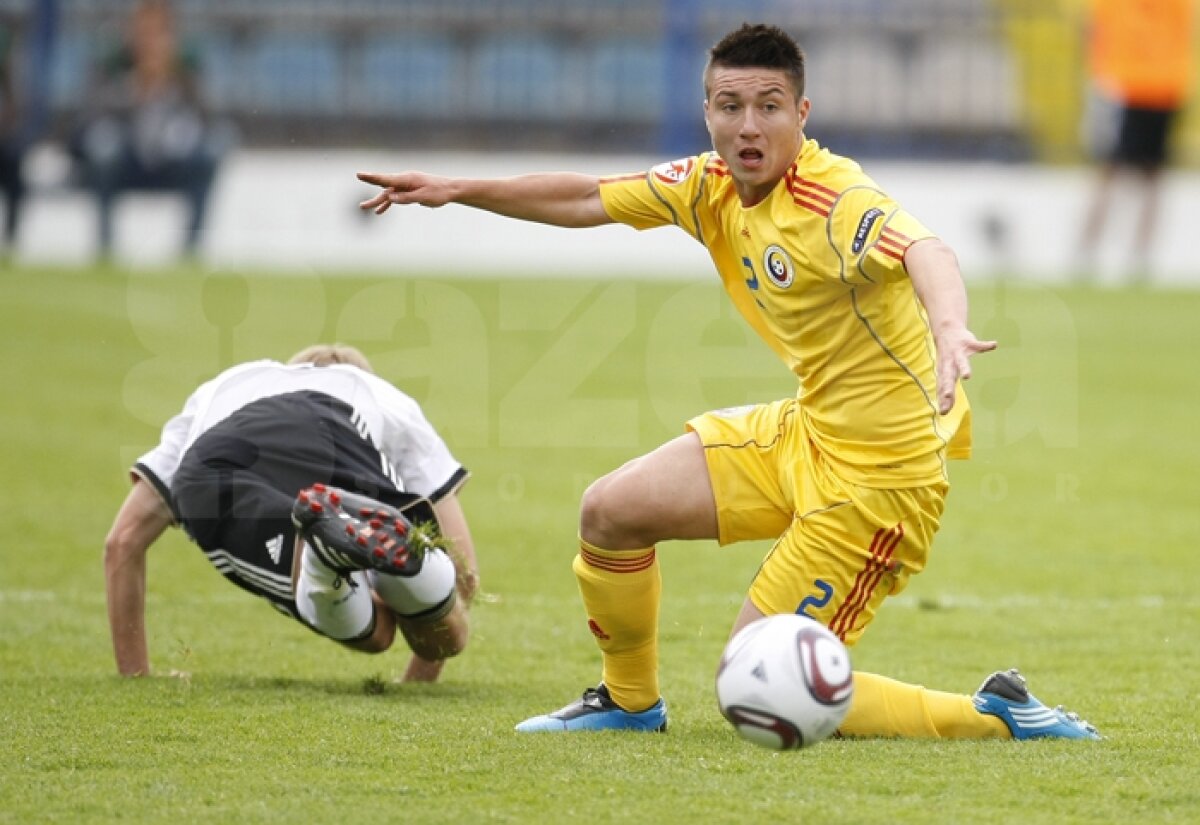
[135,360,463,502]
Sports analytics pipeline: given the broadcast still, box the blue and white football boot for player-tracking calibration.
[973,668,1101,740]
[515,684,668,733]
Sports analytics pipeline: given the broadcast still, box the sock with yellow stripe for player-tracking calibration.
[573,538,661,713]
[839,670,1012,739]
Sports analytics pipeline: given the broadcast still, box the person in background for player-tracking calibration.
[1078,0,1195,281]
[0,15,26,259]
[74,0,232,261]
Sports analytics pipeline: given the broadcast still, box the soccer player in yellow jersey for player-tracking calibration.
[358,24,1100,740]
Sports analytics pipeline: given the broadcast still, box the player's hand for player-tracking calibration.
[934,327,997,414]
[357,171,454,214]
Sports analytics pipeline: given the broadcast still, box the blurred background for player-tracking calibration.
[0,0,1197,281]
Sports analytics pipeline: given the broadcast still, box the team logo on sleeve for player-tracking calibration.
[651,157,696,185]
[852,208,884,254]
[763,245,795,288]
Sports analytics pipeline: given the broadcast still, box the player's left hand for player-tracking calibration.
[935,328,997,414]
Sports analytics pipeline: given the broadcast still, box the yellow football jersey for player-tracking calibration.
[599,139,971,487]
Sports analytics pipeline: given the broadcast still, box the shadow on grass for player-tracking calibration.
[4,671,490,702]
[179,672,487,700]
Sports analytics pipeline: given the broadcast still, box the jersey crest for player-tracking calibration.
[651,157,696,186]
[763,245,795,288]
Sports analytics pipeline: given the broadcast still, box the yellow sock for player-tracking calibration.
[840,671,1012,739]
[573,538,661,712]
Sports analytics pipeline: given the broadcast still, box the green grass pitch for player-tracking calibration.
[1,265,1198,823]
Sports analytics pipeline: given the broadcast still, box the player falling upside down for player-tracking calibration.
[105,344,479,683]
[358,24,1099,739]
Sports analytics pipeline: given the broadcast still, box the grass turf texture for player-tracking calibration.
[2,265,1198,824]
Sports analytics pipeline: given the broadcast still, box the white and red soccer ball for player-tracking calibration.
[716,614,854,750]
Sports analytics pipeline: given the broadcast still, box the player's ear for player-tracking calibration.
[798,97,810,130]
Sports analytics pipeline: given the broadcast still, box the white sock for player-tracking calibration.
[299,541,343,588]
[295,567,374,641]
[370,547,457,619]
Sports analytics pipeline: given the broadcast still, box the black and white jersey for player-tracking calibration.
[134,360,465,514]
[131,361,467,621]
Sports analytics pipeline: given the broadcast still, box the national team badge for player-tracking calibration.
[651,157,696,185]
[762,245,795,288]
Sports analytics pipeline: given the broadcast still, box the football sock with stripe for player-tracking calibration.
[299,541,341,587]
[840,671,1011,739]
[573,538,661,713]
[369,547,458,620]
[295,545,375,641]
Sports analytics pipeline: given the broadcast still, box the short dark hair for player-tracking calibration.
[705,23,805,99]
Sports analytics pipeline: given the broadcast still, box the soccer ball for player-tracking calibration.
[715,613,854,750]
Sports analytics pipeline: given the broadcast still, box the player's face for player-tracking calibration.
[704,67,808,206]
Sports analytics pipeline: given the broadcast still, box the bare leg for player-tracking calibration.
[570,432,719,709]
[395,494,480,681]
[1078,163,1120,278]
[580,432,719,549]
[729,596,765,637]
[1130,167,1163,281]
[395,595,470,678]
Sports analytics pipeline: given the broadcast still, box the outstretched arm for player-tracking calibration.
[104,479,173,676]
[357,170,613,228]
[905,238,997,414]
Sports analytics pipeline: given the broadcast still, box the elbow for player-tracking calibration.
[103,530,124,571]
[104,526,143,576]
[935,239,960,268]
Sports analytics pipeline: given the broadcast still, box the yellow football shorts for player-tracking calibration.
[687,398,948,647]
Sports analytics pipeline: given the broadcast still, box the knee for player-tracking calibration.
[580,473,648,548]
[428,613,470,660]
[579,475,618,545]
[420,627,468,660]
[400,605,470,660]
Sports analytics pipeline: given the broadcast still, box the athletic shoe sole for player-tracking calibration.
[291,483,419,576]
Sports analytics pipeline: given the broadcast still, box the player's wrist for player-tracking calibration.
[933,324,970,348]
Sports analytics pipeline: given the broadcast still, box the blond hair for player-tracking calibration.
[287,344,374,373]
